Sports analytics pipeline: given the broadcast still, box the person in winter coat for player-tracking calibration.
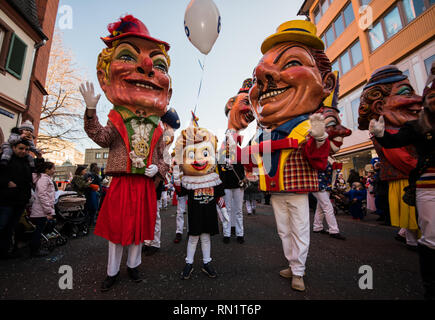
[0,140,39,259]
[345,182,367,220]
[71,166,92,197]
[29,161,56,257]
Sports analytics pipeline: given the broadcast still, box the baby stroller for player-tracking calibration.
[24,215,67,252]
[55,191,89,238]
[330,189,350,215]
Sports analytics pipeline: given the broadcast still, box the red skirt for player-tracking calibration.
[94,175,157,246]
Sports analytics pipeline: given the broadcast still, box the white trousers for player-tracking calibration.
[312,191,339,234]
[271,193,310,277]
[107,241,142,276]
[416,188,435,249]
[145,201,161,248]
[398,227,418,246]
[161,191,167,208]
[176,195,187,234]
[223,188,244,237]
[245,200,256,214]
[185,233,211,264]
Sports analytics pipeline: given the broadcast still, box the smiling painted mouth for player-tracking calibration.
[124,79,163,90]
[191,161,208,171]
[259,87,290,102]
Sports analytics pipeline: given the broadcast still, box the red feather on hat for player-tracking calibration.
[107,15,137,34]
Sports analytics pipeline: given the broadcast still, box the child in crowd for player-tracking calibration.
[346,182,367,220]
[173,126,229,280]
[0,120,41,168]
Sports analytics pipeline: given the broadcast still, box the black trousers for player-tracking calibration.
[29,217,47,253]
[0,205,25,255]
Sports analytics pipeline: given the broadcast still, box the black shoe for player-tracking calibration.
[173,233,182,244]
[231,227,236,236]
[313,229,328,234]
[406,244,418,252]
[201,262,217,278]
[127,267,143,282]
[183,211,187,215]
[142,245,150,252]
[237,236,245,244]
[101,271,120,292]
[247,212,252,216]
[330,233,346,240]
[145,246,160,256]
[31,249,50,257]
[223,236,230,244]
[181,263,194,280]
[395,234,406,243]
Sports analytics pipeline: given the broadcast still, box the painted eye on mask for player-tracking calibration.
[326,120,337,127]
[152,58,168,73]
[283,60,302,70]
[116,51,137,63]
[397,86,413,96]
[202,149,209,157]
[187,151,195,160]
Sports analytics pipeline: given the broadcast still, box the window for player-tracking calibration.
[333,40,362,76]
[403,0,426,23]
[360,0,372,5]
[5,33,27,79]
[321,34,327,49]
[351,98,360,130]
[384,7,403,39]
[425,55,435,75]
[103,152,109,159]
[95,153,101,159]
[343,2,355,27]
[402,69,410,77]
[0,19,13,73]
[332,60,340,72]
[334,15,345,38]
[314,6,321,24]
[325,27,335,48]
[0,29,4,51]
[367,1,434,52]
[368,21,385,51]
[338,106,348,128]
[340,51,352,74]
[350,41,363,66]
[321,0,330,15]
[319,2,355,48]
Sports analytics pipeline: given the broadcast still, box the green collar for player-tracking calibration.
[114,105,160,126]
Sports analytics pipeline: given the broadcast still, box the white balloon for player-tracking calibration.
[184,0,221,55]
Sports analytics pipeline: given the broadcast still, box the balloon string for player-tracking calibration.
[193,54,207,115]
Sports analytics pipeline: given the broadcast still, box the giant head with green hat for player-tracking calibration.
[249,20,336,130]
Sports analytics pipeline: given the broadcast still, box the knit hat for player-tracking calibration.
[19,120,34,132]
[161,108,181,129]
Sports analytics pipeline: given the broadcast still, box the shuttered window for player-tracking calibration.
[5,33,27,79]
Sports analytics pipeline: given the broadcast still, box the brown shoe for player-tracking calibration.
[279,268,293,278]
[291,276,305,292]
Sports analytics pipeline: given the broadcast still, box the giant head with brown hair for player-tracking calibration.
[358,65,422,130]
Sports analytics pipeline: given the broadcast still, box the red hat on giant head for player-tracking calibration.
[101,14,170,51]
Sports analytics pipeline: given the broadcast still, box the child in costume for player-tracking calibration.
[79,15,171,292]
[1,120,41,168]
[173,126,229,279]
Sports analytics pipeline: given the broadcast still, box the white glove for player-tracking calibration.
[79,81,101,110]
[309,113,328,141]
[369,115,385,138]
[172,165,181,180]
[145,164,158,178]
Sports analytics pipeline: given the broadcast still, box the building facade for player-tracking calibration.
[0,0,59,145]
[298,0,435,178]
[84,148,109,169]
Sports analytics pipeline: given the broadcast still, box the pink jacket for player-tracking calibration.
[30,173,55,218]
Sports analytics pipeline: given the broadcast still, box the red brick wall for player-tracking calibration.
[23,0,59,135]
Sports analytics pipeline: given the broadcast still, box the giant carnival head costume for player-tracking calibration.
[358,65,422,130]
[318,72,352,154]
[174,127,218,177]
[225,78,255,131]
[249,20,336,130]
[97,15,172,117]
